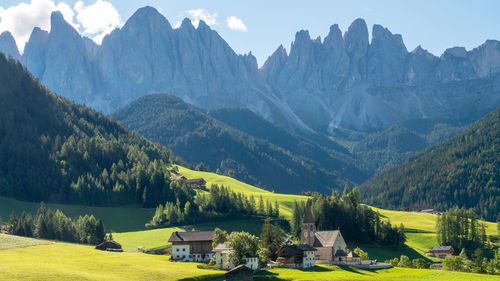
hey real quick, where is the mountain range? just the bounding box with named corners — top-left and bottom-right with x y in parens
top-left (2, 6), bottom-right (500, 135)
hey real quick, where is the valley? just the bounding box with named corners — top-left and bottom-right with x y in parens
top-left (0, 2), bottom-right (498, 280)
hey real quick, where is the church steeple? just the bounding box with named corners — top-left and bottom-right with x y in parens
top-left (302, 201), bottom-right (315, 246)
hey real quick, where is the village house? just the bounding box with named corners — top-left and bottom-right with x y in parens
top-left (212, 243), bottom-right (259, 270)
top-left (224, 265), bottom-right (253, 281)
top-left (183, 178), bottom-right (207, 188)
top-left (168, 231), bottom-right (215, 262)
top-left (95, 240), bottom-right (123, 252)
top-left (302, 203), bottom-right (349, 263)
top-left (426, 246), bottom-right (455, 258)
top-left (276, 244), bottom-right (317, 268)
top-left (0, 222), bottom-right (7, 232)
top-left (170, 175), bottom-right (207, 189)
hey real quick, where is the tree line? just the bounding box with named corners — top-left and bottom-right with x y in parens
top-left (291, 185), bottom-right (406, 247)
top-left (8, 203), bottom-right (105, 245)
top-left (436, 207), bottom-right (487, 255)
top-left (146, 184), bottom-right (280, 228)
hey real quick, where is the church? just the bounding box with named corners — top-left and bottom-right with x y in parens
top-left (302, 202), bottom-right (349, 262)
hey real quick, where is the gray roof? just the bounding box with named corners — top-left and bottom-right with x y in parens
top-left (212, 243), bottom-right (232, 253)
top-left (225, 265), bottom-right (253, 275)
top-left (277, 244), bottom-right (316, 256)
top-left (168, 231), bottom-right (214, 242)
top-left (432, 246), bottom-right (453, 251)
top-left (313, 230), bottom-right (341, 247)
top-left (335, 249), bottom-right (347, 257)
top-left (184, 178), bottom-right (206, 184)
top-left (347, 251), bottom-right (359, 258)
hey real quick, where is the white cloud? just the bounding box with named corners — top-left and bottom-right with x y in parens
top-left (74, 0), bottom-right (121, 44)
top-left (0, 0), bottom-right (79, 52)
top-left (0, 0), bottom-right (121, 52)
top-left (185, 9), bottom-right (217, 28)
top-left (226, 16), bottom-right (247, 32)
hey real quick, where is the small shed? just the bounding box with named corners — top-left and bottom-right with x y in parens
top-left (0, 222), bottom-right (8, 232)
top-left (224, 265), bottom-right (253, 281)
top-left (347, 251), bottom-right (360, 262)
top-left (95, 240), bottom-right (122, 251)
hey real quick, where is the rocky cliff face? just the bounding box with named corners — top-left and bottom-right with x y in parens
top-left (263, 18), bottom-right (500, 131)
top-left (2, 7), bottom-right (500, 133)
top-left (0, 31), bottom-right (21, 60)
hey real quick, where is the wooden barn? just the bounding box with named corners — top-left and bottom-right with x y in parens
top-left (224, 265), bottom-right (253, 281)
top-left (95, 240), bottom-right (122, 251)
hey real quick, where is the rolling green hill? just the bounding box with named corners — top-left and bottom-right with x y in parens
top-left (112, 94), bottom-right (368, 194)
top-left (361, 107), bottom-right (500, 221)
top-left (0, 53), bottom-right (194, 208)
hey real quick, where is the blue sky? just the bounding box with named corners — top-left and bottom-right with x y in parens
top-left (1, 0), bottom-right (500, 66)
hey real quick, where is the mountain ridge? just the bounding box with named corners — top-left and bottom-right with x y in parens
top-left (1, 7), bottom-right (499, 135)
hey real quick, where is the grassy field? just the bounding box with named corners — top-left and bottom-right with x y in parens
top-left (1, 236), bottom-right (499, 281)
top-left (0, 241), bottom-right (224, 281)
top-left (254, 264), bottom-right (500, 281)
top-left (114, 217), bottom-right (283, 250)
top-left (0, 196), bottom-right (153, 232)
top-left (0, 233), bottom-right (52, 250)
top-left (175, 165), bottom-right (308, 218)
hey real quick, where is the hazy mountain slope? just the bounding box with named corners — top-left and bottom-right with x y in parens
top-left (360, 107), bottom-right (500, 220)
top-left (1, 6), bottom-right (497, 136)
top-left (0, 53), bottom-right (189, 208)
top-left (112, 94), bottom-right (368, 193)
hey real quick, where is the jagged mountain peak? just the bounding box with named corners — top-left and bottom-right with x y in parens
top-left (0, 31), bottom-right (21, 60)
top-left (123, 5), bottom-right (172, 32)
top-left (49, 11), bottom-right (78, 36)
top-left (323, 24), bottom-right (343, 48)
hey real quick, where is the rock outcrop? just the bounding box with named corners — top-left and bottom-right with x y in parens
top-left (5, 7), bottom-right (500, 133)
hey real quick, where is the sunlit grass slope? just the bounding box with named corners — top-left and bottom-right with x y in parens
top-left (0, 241), bottom-right (224, 281)
top-left (175, 165), bottom-right (308, 218)
top-left (255, 264), bottom-right (500, 281)
top-left (0, 233), bottom-right (52, 250)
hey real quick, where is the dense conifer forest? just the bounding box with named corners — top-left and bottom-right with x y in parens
top-left (0, 53), bottom-right (190, 207)
top-left (361, 107), bottom-right (500, 221)
top-left (112, 94), bottom-right (368, 194)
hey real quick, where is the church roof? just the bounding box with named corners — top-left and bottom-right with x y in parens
top-left (313, 230), bottom-right (341, 247)
top-left (303, 202), bottom-right (314, 223)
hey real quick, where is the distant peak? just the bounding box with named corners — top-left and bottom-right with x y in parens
top-left (295, 30), bottom-right (311, 42)
top-left (125, 6), bottom-right (172, 30)
top-left (197, 19), bottom-right (209, 29)
top-left (181, 17), bottom-right (193, 28)
top-left (324, 24), bottom-right (343, 47)
top-left (50, 10), bottom-right (77, 34)
top-left (344, 18), bottom-right (368, 41)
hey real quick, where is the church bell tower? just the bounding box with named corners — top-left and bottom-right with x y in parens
top-left (302, 201), bottom-right (315, 246)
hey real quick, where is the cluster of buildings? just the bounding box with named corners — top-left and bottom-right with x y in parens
top-left (167, 203), bottom-right (365, 271)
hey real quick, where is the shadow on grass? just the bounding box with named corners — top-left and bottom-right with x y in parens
top-left (337, 265), bottom-right (367, 275)
top-left (254, 270), bottom-right (284, 281)
top-left (358, 243), bottom-right (433, 262)
top-left (178, 273), bottom-right (225, 281)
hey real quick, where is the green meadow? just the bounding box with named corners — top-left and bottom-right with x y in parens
top-left (0, 196), bottom-right (153, 232)
top-left (1, 165), bottom-right (499, 280)
top-left (0, 237), bottom-right (498, 281)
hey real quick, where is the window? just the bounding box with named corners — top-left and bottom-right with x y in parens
top-left (182, 248), bottom-right (185, 252)
top-left (176, 248), bottom-right (179, 252)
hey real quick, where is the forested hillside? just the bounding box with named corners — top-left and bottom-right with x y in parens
top-left (361, 107), bottom-right (500, 220)
top-left (0, 53), bottom-right (190, 208)
top-left (112, 94), bottom-right (368, 194)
